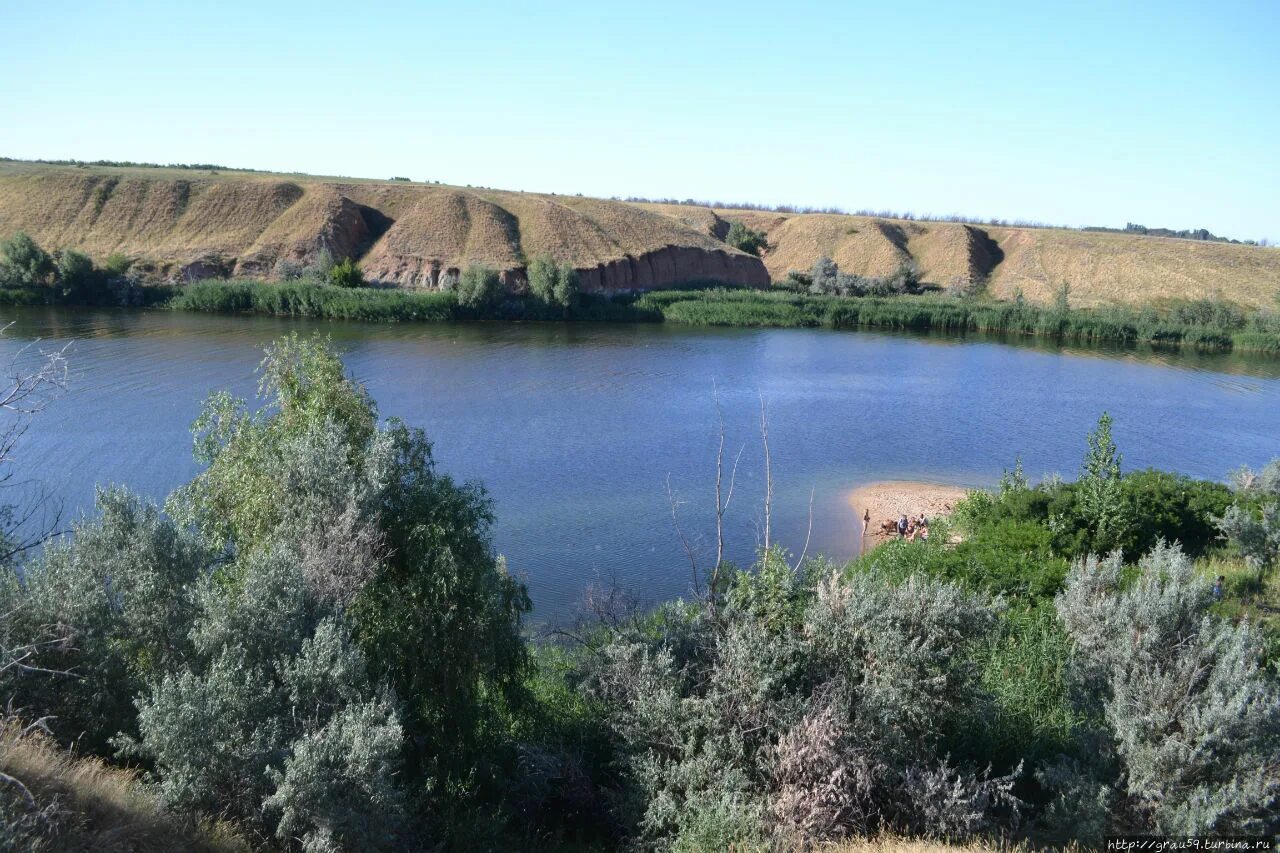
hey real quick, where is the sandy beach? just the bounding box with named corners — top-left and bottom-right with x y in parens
top-left (847, 481), bottom-right (972, 554)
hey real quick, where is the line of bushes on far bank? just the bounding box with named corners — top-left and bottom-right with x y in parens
top-left (3, 229), bottom-right (1280, 354)
top-left (164, 277), bottom-right (1280, 354)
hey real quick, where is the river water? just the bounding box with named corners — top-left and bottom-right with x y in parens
top-left (6, 306), bottom-right (1278, 621)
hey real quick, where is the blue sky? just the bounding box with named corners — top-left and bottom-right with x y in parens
top-left (3, 1), bottom-right (1278, 240)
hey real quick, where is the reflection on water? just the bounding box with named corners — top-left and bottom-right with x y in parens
top-left (7, 306), bottom-right (1280, 622)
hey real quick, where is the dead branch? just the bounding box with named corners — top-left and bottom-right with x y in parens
top-left (666, 473), bottom-right (700, 596)
top-left (759, 394), bottom-right (773, 554)
top-left (794, 487), bottom-right (814, 572)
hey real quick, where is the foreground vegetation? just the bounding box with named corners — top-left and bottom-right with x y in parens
top-left (0, 333), bottom-right (1276, 850)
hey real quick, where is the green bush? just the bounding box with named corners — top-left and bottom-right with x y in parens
top-left (725, 221), bottom-right (767, 256)
top-left (1049, 543), bottom-right (1280, 837)
top-left (327, 257), bottom-right (364, 288)
top-left (0, 231), bottom-right (53, 288)
top-left (54, 249), bottom-right (102, 302)
top-left (103, 251), bottom-right (133, 277)
top-left (457, 264), bottom-right (503, 310)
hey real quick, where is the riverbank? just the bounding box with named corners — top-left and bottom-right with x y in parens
top-left (5, 277), bottom-right (1280, 355)
top-left (847, 481), bottom-right (972, 553)
top-left (160, 280), bottom-right (1280, 355)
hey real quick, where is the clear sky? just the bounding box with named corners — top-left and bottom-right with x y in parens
top-left (3, 1), bottom-right (1277, 240)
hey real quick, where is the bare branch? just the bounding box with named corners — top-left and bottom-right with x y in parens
top-left (666, 473), bottom-right (700, 595)
top-left (759, 394), bottom-right (773, 554)
top-left (794, 487), bottom-right (815, 572)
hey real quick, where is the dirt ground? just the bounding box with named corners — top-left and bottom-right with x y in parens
top-left (847, 480), bottom-right (971, 554)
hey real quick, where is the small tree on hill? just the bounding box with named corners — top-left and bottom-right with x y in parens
top-left (725, 221), bottom-right (767, 256)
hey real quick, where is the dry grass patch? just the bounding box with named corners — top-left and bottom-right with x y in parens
top-left (0, 723), bottom-right (246, 852)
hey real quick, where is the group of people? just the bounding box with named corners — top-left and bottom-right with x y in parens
top-left (860, 509), bottom-right (931, 543)
top-left (896, 512), bottom-right (930, 541)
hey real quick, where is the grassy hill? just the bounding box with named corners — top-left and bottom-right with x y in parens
top-left (640, 203), bottom-right (1280, 309)
top-left (0, 161), bottom-right (767, 292)
top-left (1, 160), bottom-right (1277, 308)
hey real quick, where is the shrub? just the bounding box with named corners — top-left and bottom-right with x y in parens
top-left (1049, 543), bottom-right (1280, 836)
top-left (0, 232), bottom-right (53, 288)
top-left (526, 256), bottom-right (580, 312)
top-left (552, 262), bottom-right (580, 309)
top-left (527, 256), bottom-right (557, 304)
top-left (327, 257), bottom-right (364, 288)
top-left (309, 247), bottom-right (335, 281)
top-left (725, 221), bottom-right (767, 256)
top-left (53, 249), bottom-right (100, 302)
top-left (1116, 469), bottom-right (1231, 558)
top-left (271, 257), bottom-right (306, 281)
top-left (457, 264), bottom-right (503, 310)
top-left (0, 488), bottom-right (207, 753)
top-left (1217, 459), bottom-right (1280, 583)
top-left (102, 251), bottom-right (133, 277)
top-left (168, 333), bottom-right (531, 787)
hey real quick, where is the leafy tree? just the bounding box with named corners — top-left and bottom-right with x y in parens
top-left (168, 333), bottom-right (530, 788)
top-left (526, 257), bottom-right (579, 311)
top-left (54, 248), bottom-right (99, 301)
top-left (1076, 412), bottom-right (1130, 553)
top-left (0, 232), bottom-right (53, 288)
top-left (725, 221), bottom-right (767, 256)
top-left (809, 256), bottom-right (838, 293)
top-left (552, 262), bottom-right (580, 309)
top-left (457, 264), bottom-right (503, 310)
top-left (527, 256), bottom-right (557, 304)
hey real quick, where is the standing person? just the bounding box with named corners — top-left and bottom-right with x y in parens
top-left (1213, 575), bottom-right (1225, 601)
top-left (861, 508), bottom-right (871, 555)
top-left (897, 514), bottom-right (908, 539)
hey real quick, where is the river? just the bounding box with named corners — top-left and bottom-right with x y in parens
top-left (7, 306), bottom-right (1279, 622)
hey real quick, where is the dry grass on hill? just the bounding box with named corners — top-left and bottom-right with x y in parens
top-left (672, 202), bottom-right (1280, 308)
top-left (0, 162), bottom-right (761, 287)
top-left (0, 723), bottom-right (246, 852)
top-left (984, 225), bottom-right (1280, 308)
top-left (1, 161), bottom-right (1277, 307)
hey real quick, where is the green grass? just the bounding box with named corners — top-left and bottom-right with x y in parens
top-left (170, 279), bottom-right (456, 321)
top-left (160, 280), bottom-right (1280, 354)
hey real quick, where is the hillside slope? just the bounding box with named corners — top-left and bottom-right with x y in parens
top-left (1, 162), bottom-right (1277, 307)
top-left (0, 163), bottom-right (768, 291)
top-left (640, 204), bottom-right (1280, 309)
